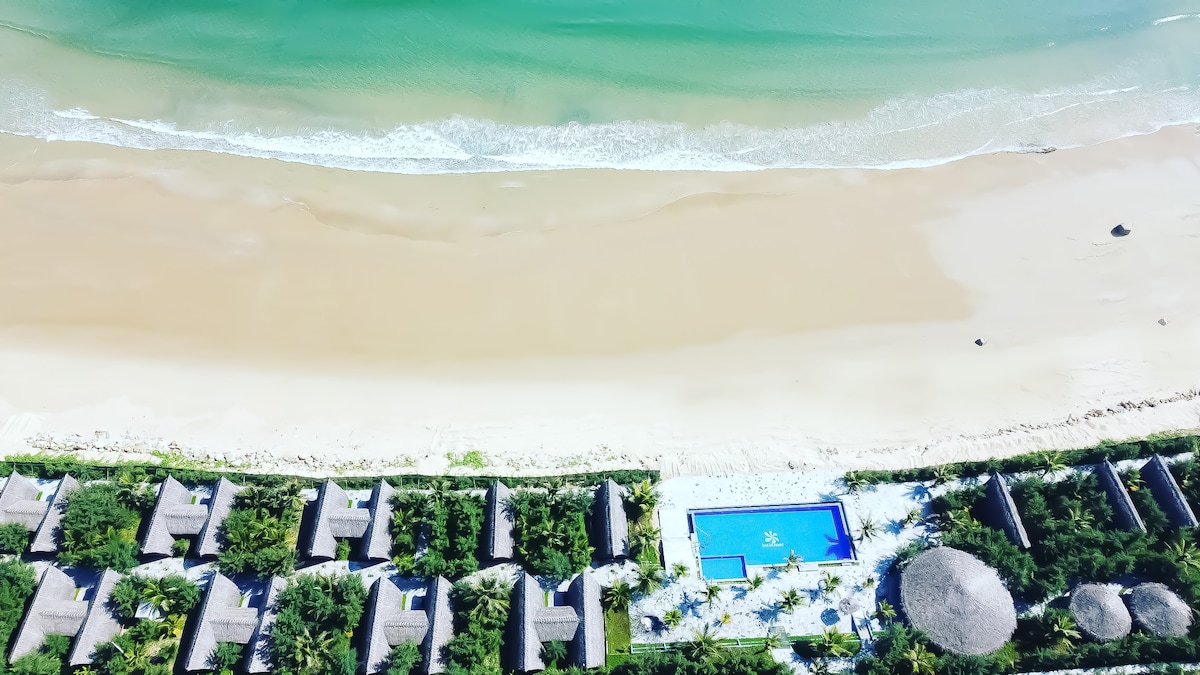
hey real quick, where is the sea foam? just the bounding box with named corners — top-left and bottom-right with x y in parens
top-left (2, 78), bottom-right (1198, 174)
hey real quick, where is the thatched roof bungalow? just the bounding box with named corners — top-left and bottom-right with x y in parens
top-left (9, 566), bottom-right (121, 666)
top-left (0, 472), bottom-right (50, 531)
top-left (1095, 461), bottom-right (1145, 532)
top-left (899, 547), bottom-right (1016, 656)
top-left (183, 573), bottom-right (285, 673)
top-left (362, 576), bottom-right (453, 674)
top-left (1069, 583), bottom-right (1131, 641)
top-left (506, 573), bottom-right (606, 672)
top-left (982, 472), bottom-right (1031, 549)
top-left (485, 481), bottom-right (515, 563)
top-left (29, 475), bottom-right (79, 554)
top-left (304, 480), bottom-right (394, 561)
top-left (142, 476), bottom-right (210, 557)
top-left (1141, 455), bottom-right (1198, 527)
top-left (1130, 582), bottom-right (1192, 637)
top-left (592, 479), bottom-right (629, 561)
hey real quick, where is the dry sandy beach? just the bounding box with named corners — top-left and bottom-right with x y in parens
top-left (1, 127), bottom-right (1199, 476)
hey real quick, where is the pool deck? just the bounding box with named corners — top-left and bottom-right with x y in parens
top-left (634, 469), bottom-right (936, 665)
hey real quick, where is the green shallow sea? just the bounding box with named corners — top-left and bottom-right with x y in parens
top-left (1, 0), bottom-right (1199, 172)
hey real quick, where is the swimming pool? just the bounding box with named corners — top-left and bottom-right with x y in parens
top-left (690, 503), bottom-right (854, 580)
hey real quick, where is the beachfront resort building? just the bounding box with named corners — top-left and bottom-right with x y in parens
top-left (142, 475), bottom-right (242, 558)
top-left (362, 576), bottom-right (454, 674)
top-left (182, 573), bottom-right (285, 673)
top-left (508, 572), bottom-right (606, 672)
top-left (10, 566), bottom-right (122, 666)
top-left (0, 472), bottom-right (79, 554)
top-left (304, 479), bottom-right (395, 562)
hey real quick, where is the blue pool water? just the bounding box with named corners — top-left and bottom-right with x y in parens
top-left (691, 503), bottom-right (854, 580)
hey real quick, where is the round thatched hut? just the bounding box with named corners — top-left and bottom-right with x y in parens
top-left (900, 547), bottom-right (1016, 655)
top-left (1069, 584), bottom-right (1131, 641)
top-left (1130, 583), bottom-right (1192, 636)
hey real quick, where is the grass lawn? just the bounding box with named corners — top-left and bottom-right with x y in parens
top-left (604, 607), bottom-right (632, 655)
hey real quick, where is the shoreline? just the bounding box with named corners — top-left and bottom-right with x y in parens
top-left (2, 126), bottom-right (1200, 477)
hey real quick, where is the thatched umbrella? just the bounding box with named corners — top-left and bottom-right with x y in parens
top-left (1130, 583), bottom-right (1192, 636)
top-left (899, 547), bottom-right (1016, 655)
top-left (1069, 584), bottom-right (1131, 641)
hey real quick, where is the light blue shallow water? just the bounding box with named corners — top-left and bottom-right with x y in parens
top-left (693, 504), bottom-right (854, 580)
top-left (1, 0), bottom-right (1199, 172)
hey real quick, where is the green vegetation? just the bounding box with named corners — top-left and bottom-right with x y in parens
top-left (444, 577), bottom-right (511, 675)
top-left (0, 453), bottom-right (656, 492)
top-left (626, 480), bottom-right (660, 568)
top-left (0, 561), bottom-right (37, 668)
top-left (846, 435), bottom-right (1199, 485)
top-left (270, 574), bottom-right (368, 675)
top-left (217, 484), bottom-right (304, 578)
top-left (58, 481), bottom-right (151, 572)
top-left (10, 634), bottom-right (71, 675)
top-left (596, 647), bottom-right (791, 675)
top-left (793, 628), bottom-right (861, 659)
top-left (109, 574), bottom-right (200, 623)
top-left (604, 607), bottom-right (632, 655)
top-left (0, 523), bottom-right (29, 554)
top-left (509, 487), bottom-right (593, 581)
top-left (211, 642), bottom-right (245, 675)
top-left (383, 642), bottom-right (422, 675)
top-left (447, 451), bottom-right (487, 471)
top-left (924, 460), bottom-right (1200, 671)
top-left (390, 485), bottom-right (485, 579)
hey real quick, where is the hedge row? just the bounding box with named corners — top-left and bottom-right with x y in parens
top-left (0, 454), bottom-right (658, 490)
top-left (846, 434), bottom-right (1200, 485)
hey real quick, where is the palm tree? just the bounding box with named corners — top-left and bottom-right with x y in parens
top-left (1039, 450), bottom-right (1068, 477)
top-left (704, 583), bottom-right (722, 607)
top-left (902, 508), bottom-right (924, 527)
top-left (719, 611), bottom-right (732, 625)
top-left (662, 608), bottom-right (684, 629)
top-left (778, 588), bottom-right (804, 613)
top-left (842, 472), bottom-right (868, 493)
top-left (758, 634), bottom-right (783, 653)
top-left (603, 580), bottom-right (632, 611)
top-left (635, 564), bottom-right (664, 596)
top-left (809, 661), bottom-right (832, 675)
top-left (672, 563), bottom-right (690, 579)
top-left (903, 644), bottom-right (937, 675)
top-left (876, 599), bottom-right (897, 623)
top-left (747, 574), bottom-right (765, 591)
top-left (857, 516), bottom-right (880, 542)
top-left (1049, 614), bottom-right (1081, 650)
top-left (1125, 470), bottom-right (1145, 493)
top-left (784, 551), bottom-right (802, 572)
top-left (630, 526), bottom-right (661, 557)
top-left (819, 627), bottom-right (856, 657)
top-left (820, 571), bottom-right (842, 597)
top-left (1064, 506), bottom-right (1094, 530)
top-left (1169, 538), bottom-right (1200, 573)
top-left (862, 575), bottom-right (877, 590)
top-left (628, 480), bottom-right (659, 521)
top-left (682, 625), bottom-right (724, 662)
top-left (458, 577), bottom-right (512, 624)
top-left (930, 465), bottom-right (957, 486)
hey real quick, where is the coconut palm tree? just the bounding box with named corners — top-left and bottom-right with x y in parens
top-left (635, 564), bottom-right (664, 596)
top-left (662, 608), bottom-right (683, 629)
top-left (1169, 537), bottom-right (1200, 573)
top-left (628, 480), bottom-right (659, 521)
top-left (818, 627), bottom-right (856, 657)
top-left (747, 574), bottom-right (765, 591)
top-left (857, 516), bottom-right (880, 542)
top-left (1064, 506), bottom-right (1094, 530)
top-left (630, 526), bottom-right (661, 558)
top-left (682, 625), bottom-right (724, 662)
top-left (842, 472), bottom-right (868, 493)
top-left (930, 465), bottom-right (957, 486)
top-left (784, 551), bottom-right (802, 572)
top-left (1049, 613), bottom-right (1081, 651)
top-left (719, 611), bottom-right (732, 625)
top-left (861, 575), bottom-right (876, 590)
top-left (1124, 470), bottom-right (1145, 493)
top-left (704, 583), bottom-right (722, 607)
top-left (778, 588), bottom-right (804, 613)
top-left (820, 571), bottom-right (842, 597)
top-left (603, 580), bottom-right (632, 611)
top-left (458, 577), bottom-right (512, 624)
top-left (876, 599), bottom-right (897, 624)
top-left (902, 508), bottom-right (923, 527)
top-left (672, 563), bottom-right (690, 579)
top-left (809, 661), bottom-right (832, 675)
top-left (903, 644), bottom-right (937, 675)
top-left (1039, 451), bottom-right (1068, 477)
top-left (758, 634), bottom-right (783, 653)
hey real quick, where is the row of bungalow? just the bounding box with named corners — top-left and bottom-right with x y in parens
top-left (979, 455), bottom-right (1198, 549)
top-left (8, 566), bottom-right (606, 674)
top-left (0, 473), bottom-right (629, 674)
top-left (0, 473), bottom-right (632, 566)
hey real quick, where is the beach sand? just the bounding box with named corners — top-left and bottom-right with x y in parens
top-left (1, 127), bottom-right (1200, 476)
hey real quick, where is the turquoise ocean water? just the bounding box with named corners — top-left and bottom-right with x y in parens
top-left (1, 0), bottom-right (1199, 172)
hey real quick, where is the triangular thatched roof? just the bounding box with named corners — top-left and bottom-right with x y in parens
top-left (0, 471), bottom-right (51, 531)
top-left (1130, 582), bottom-right (1192, 637)
top-left (1069, 583), bottom-right (1131, 641)
top-left (899, 547), bottom-right (1016, 655)
top-left (30, 475), bottom-right (79, 554)
top-left (485, 481), bottom-right (515, 562)
top-left (1095, 461), bottom-right (1145, 532)
top-left (982, 472), bottom-right (1031, 549)
top-left (1141, 455), bottom-right (1198, 527)
top-left (592, 479), bottom-right (629, 561)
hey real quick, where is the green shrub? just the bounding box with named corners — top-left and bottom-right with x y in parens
top-left (0, 560), bottom-right (36, 665)
top-left (508, 488), bottom-right (593, 580)
top-left (269, 574), bottom-right (367, 675)
top-left (384, 642), bottom-right (422, 675)
top-left (443, 578), bottom-right (511, 675)
top-left (0, 523), bottom-right (30, 554)
top-left (109, 574), bottom-right (200, 623)
top-left (171, 538), bottom-right (192, 558)
top-left (57, 482), bottom-right (143, 572)
top-left (390, 486), bottom-right (484, 579)
top-left (211, 642), bottom-right (244, 674)
top-left (217, 484), bottom-right (303, 578)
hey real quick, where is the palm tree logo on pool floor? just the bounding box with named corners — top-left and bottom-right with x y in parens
top-left (763, 530), bottom-right (781, 546)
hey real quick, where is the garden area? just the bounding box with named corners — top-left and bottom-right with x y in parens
top-left (911, 461), bottom-right (1200, 672)
top-left (57, 479), bottom-right (157, 572)
top-left (217, 483), bottom-right (305, 578)
top-left (270, 573), bottom-right (368, 675)
top-left (509, 485), bottom-right (595, 581)
top-left (390, 484), bottom-right (485, 579)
